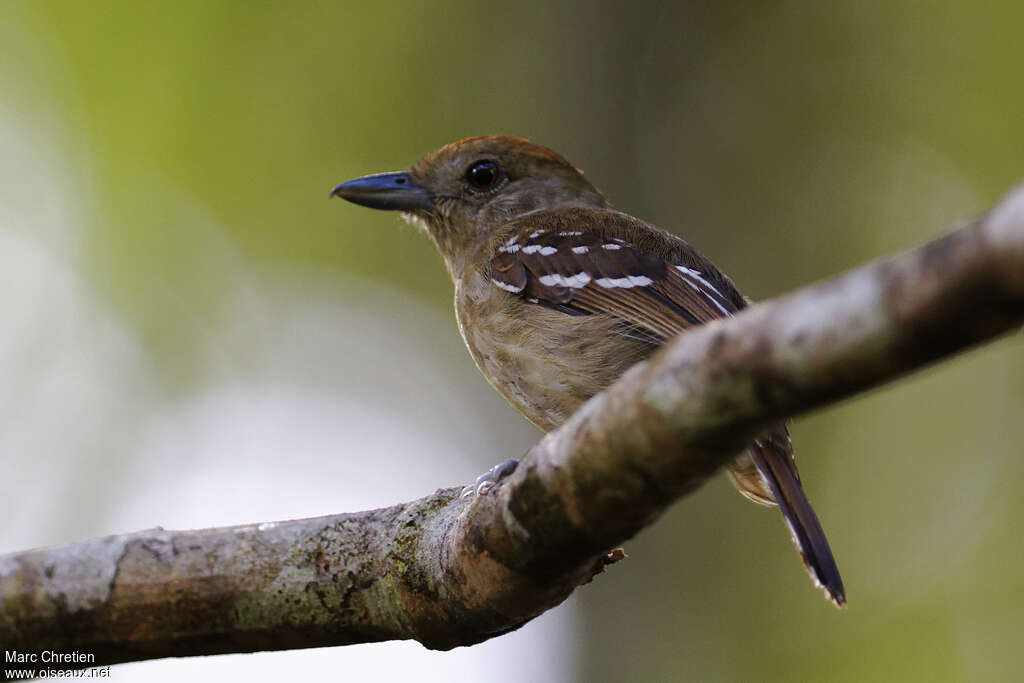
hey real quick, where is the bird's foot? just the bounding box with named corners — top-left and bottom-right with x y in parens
top-left (460, 458), bottom-right (519, 497)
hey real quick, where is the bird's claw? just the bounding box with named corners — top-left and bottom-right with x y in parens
top-left (461, 458), bottom-right (519, 497)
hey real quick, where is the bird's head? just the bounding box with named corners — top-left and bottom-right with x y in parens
top-left (331, 136), bottom-right (608, 272)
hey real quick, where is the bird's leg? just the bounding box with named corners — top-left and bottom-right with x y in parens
top-left (460, 458), bottom-right (519, 497)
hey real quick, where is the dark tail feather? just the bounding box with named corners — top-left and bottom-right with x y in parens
top-left (749, 438), bottom-right (846, 607)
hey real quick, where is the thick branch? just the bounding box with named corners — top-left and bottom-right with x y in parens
top-left (3, 184), bottom-right (1024, 669)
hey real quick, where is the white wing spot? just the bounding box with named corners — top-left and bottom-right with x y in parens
top-left (522, 244), bottom-right (542, 254)
top-left (498, 244), bottom-right (521, 254)
top-left (675, 266), bottom-right (731, 314)
top-left (529, 230), bottom-right (546, 238)
top-left (595, 275), bottom-right (654, 289)
top-left (492, 278), bottom-right (524, 293)
top-left (538, 273), bottom-right (591, 288)
top-left (558, 231), bottom-right (583, 236)
top-left (539, 246), bottom-right (557, 255)
top-left (676, 265), bottom-right (715, 290)
top-left (602, 243), bottom-right (622, 250)
top-left (571, 245), bottom-right (589, 254)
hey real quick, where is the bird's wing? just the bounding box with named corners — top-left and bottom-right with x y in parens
top-left (487, 210), bottom-right (846, 607)
top-left (487, 216), bottom-right (743, 343)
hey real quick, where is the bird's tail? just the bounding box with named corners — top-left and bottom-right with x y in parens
top-left (744, 432), bottom-right (846, 607)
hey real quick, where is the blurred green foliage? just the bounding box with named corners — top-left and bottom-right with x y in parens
top-left (3, 1), bottom-right (1023, 680)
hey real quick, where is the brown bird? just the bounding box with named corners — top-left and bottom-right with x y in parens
top-left (331, 135), bottom-right (845, 606)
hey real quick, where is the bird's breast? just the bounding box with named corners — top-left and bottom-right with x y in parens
top-left (454, 269), bottom-right (651, 432)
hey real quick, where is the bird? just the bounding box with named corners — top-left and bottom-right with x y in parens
top-left (331, 135), bottom-right (845, 606)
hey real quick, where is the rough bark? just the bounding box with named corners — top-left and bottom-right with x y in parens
top-left (3, 184), bottom-right (1024, 671)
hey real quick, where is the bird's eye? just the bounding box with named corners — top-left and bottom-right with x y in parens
top-left (465, 159), bottom-right (502, 190)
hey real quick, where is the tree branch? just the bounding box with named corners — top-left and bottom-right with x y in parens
top-left (3, 184), bottom-right (1024, 670)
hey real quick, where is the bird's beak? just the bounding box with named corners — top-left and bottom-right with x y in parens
top-left (329, 171), bottom-right (434, 212)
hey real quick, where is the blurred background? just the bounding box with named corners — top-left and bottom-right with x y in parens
top-left (2, 1), bottom-right (1023, 681)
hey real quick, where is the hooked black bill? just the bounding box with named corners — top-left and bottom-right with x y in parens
top-left (330, 171), bottom-right (434, 212)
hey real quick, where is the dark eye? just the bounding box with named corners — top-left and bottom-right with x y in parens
top-left (465, 159), bottom-right (502, 190)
